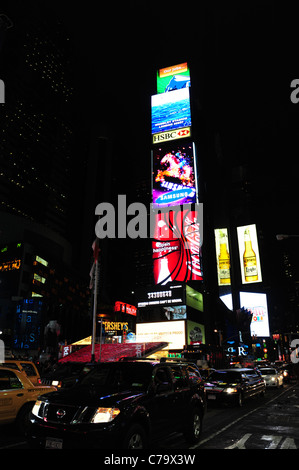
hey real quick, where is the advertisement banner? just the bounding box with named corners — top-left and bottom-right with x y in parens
top-left (157, 62), bottom-right (190, 94)
top-left (137, 283), bottom-right (185, 308)
top-left (152, 206), bottom-right (203, 284)
top-left (237, 224), bottom-right (262, 284)
top-left (152, 127), bottom-right (191, 145)
top-left (214, 228), bottom-right (231, 286)
top-left (239, 292), bottom-right (270, 337)
top-left (186, 285), bottom-right (203, 312)
top-left (152, 141), bottom-right (198, 208)
top-left (151, 87), bottom-right (191, 136)
top-left (187, 320), bottom-right (205, 345)
top-left (136, 321), bottom-right (185, 350)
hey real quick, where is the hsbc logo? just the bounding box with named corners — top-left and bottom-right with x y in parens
top-left (177, 129), bottom-right (190, 137)
top-left (153, 127), bottom-right (191, 144)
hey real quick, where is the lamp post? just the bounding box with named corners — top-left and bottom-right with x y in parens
top-left (276, 234), bottom-right (299, 241)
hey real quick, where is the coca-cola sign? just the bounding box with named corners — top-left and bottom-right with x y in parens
top-left (152, 205), bottom-right (203, 284)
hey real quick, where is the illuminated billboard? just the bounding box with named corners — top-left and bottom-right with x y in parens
top-left (152, 206), bottom-right (203, 284)
top-left (157, 62), bottom-right (190, 94)
top-left (239, 292), bottom-right (270, 337)
top-left (187, 320), bottom-right (205, 345)
top-left (214, 228), bottom-right (231, 286)
top-left (151, 87), bottom-right (191, 136)
top-left (237, 224), bottom-right (262, 284)
top-left (152, 141), bottom-right (198, 208)
top-left (136, 320), bottom-right (185, 350)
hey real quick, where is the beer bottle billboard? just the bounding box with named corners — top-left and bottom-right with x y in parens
top-left (237, 224), bottom-right (262, 284)
top-left (214, 228), bottom-right (231, 286)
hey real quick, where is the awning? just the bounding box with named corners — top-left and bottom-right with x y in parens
top-left (59, 342), bottom-right (168, 363)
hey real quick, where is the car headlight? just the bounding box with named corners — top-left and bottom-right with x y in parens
top-left (224, 387), bottom-right (238, 394)
top-left (32, 400), bottom-right (42, 418)
top-left (90, 407), bottom-right (120, 424)
top-left (271, 377), bottom-right (276, 381)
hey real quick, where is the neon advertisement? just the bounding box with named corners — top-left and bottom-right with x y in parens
top-left (152, 141), bottom-right (197, 208)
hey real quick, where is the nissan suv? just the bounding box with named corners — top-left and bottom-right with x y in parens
top-left (28, 360), bottom-right (206, 449)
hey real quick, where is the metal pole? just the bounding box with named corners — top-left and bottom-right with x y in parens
top-left (91, 260), bottom-right (98, 362)
top-left (99, 319), bottom-right (103, 362)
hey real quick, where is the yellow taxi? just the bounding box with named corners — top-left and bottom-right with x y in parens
top-left (0, 367), bottom-right (56, 434)
top-left (0, 360), bottom-right (41, 386)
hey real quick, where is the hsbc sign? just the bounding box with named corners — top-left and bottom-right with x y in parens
top-left (153, 127), bottom-right (191, 144)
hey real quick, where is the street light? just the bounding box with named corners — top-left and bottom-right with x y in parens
top-left (276, 234), bottom-right (299, 241)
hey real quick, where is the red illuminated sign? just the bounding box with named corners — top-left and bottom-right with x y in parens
top-left (114, 301), bottom-right (137, 316)
top-left (152, 207), bottom-right (203, 284)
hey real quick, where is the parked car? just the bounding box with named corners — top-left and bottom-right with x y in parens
top-left (0, 368), bottom-right (56, 434)
top-left (0, 360), bottom-right (41, 386)
top-left (40, 362), bottom-right (96, 389)
top-left (28, 360), bottom-right (206, 449)
top-left (204, 368), bottom-right (266, 407)
top-left (259, 367), bottom-right (284, 388)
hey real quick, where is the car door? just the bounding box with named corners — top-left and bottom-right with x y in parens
top-left (0, 369), bottom-right (25, 424)
top-left (148, 366), bottom-right (176, 439)
top-left (246, 369), bottom-right (263, 396)
top-left (168, 365), bottom-right (190, 429)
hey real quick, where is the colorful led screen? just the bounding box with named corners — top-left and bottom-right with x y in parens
top-left (152, 141), bottom-right (198, 208)
top-left (239, 292), bottom-right (270, 337)
top-left (151, 87), bottom-right (191, 136)
top-left (152, 206), bottom-right (203, 285)
top-left (157, 62), bottom-right (190, 94)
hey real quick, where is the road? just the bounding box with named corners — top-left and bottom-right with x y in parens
top-left (0, 383), bottom-right (298, 450)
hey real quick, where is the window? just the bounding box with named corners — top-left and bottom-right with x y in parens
top-left (0, 370), bottom-right (23, 390)
top-left (21, 363), bottom-right (37, 377)
top-left (187, 365), bottom-right (202, 384)
top-left (170, 366), bottom-right (189, 389)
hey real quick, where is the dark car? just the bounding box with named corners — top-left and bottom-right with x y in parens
top-left (204, 368), bottom-right (266, 407)
top-left (41, 362), bottom-right (96, 389)
top-left (28, 360), bottom-right (206, 449)
top-left (279, 363), bottom-right (298, 383)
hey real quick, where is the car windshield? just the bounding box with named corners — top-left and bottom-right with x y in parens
top-left (260, 369), bottom-right (276, 375)
top-left (79, 362), bottom-right (152, 392)
top-left (209, 371), bottom-right (242, 383)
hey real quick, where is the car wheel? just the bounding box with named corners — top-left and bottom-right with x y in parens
top-left (184, 408), bottom-right (203, 444)
top-left (122, 423), bottom-right (148, 449)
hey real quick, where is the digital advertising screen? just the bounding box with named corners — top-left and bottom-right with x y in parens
top-left (237, 224), bottom-right (262, 284)
top-left (152, 206), bottom-right (203, 285)
top-left (151, 87), bottom-right (191, 136)
top-left (136, 321), bottom-right (186, 350)
top-left (157, 62), bottom-right (191, 94)
top-left (187, 320), bottom-right (205, 345)
top-left (152, 141), bottom-right (198, 208)
top-left (239, 292), bottom-right (270, 337)
top-left (214, 228), bottom-right (231, 286)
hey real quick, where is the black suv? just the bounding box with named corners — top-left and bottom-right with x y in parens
top-left (28, 360), bottom-right (206, 449)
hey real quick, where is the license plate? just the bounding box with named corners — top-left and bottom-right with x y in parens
top-left (208, 394), bottom-right (216, 400)
top-left (45, 437), bottom-right (63, 449)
